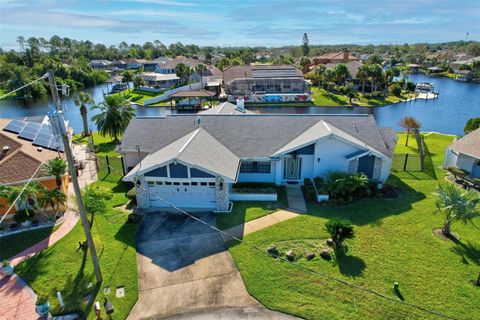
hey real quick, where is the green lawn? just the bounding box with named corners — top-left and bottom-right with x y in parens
top-left (311, 87), bottom-right (415, 107)
top-left (111, 89), bottom-right (160, 105)
top-left (73, 132), bottom-right (118, 156)
top-left (15, 139), bottom-right (138, 319)
top-left (216, 187), bottom-right (288, 230)
top-left (227, 133), bottom-right (480, 319)
top-left (0, 226), bottom-right (58, 261)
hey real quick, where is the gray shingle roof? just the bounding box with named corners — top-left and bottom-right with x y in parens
top-left (125, 128), bottom-right (240, 181)
top-left (119, 114), bottom-right (394, 160)
top-left (450, 128), bottom-right (480, 159)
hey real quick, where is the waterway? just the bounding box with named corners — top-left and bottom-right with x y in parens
top-left (0, 74), bottom-right (479, 136)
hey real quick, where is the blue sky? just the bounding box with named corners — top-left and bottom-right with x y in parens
top-left (0, 0), bottom-right (479, 49)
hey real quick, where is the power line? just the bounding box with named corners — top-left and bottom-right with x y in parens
top-left (73, 141), bottom-right (458, 320)
top-left (0, 74), bottom-right (48, 100)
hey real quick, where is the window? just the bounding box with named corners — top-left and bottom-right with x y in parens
top-left (208, 182), bottom-right (216, 187)
top-left (200, 182), bottom-right (207, 186)
top-left (240, 161), bottom-right (271, 173)
top-left (191, 182), bottom-right (198, 186)
top-left (182, 182), bottom-right (190, 185)
top-left (165, 182), bottom-right (172, 185)
top-left (156, 181), bottom-right (163, 185)
top-left (147, 181), bottom-right (155, 187)
top-left (173, 182), bottom-right (180, 185)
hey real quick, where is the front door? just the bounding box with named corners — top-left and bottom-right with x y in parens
top-left (284, 156), bottom-right (301, 181)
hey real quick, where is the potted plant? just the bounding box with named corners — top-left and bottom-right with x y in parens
top-left (1, 260), bottom-right (14, 276)
top-left (35, 294), bottom-right (50, 317)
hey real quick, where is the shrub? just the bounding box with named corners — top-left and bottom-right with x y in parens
top-left (405, 81), bottom-right (416, 91)
top-left (447, 166), bottom-right (469, 180)
top-left (326, 171), bottom-right (369, 202)
top-left (231, 183), bottom-right (277, 194)
top-left (2, 260), bottom-right (10, 267)
top-left (325, 218), bottom-right (355, 249)
top-left (389, 83), bottom-right (402, 97)
top-left (36, 294), bottom-right (49, 305)
top-left (13, 210), bottom-right (31, 224)
top-left (314, 177), bottom-right (328, 194)
top-left (126, 188), bottom-right (136, 201)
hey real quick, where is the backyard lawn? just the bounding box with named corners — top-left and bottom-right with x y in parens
top-left (216, 187), bottom-right (288, 230)
top-left (311, 87), bottom-right (415, 107)
top-left (111, 89), bottom-right (160, 105)
top-left (15, 137), bottom-right (138, 319)
top-left (227, 133), bottom-right (480, 319)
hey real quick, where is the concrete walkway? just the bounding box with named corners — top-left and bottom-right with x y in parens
top-left (285, 185), bottom-right (307, 213)
top-left (221, 210), bottom-right (299, 242)
top-left (0, 146), bottom-right (96, 320)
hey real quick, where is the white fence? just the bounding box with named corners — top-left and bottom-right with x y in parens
top-left (144, 82), bottom-right (203, 105)
top-left (229, 193), bottom-right (277, 201)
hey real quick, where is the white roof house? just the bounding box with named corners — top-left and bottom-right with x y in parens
top-left (118, 114), bottom-right (397, 211)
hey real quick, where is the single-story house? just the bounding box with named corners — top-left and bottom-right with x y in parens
top-left (223, 64), bottom-right (310, 103)
top-left (444, 128), bottom-right (480, 178)
top-left (0, 119), bottom-right (68, 222)
top-left (118, 114), bottom-right (397, 210)
top-left (157, 56), bottom-right (200, 74)
top-left (89, 60), bottom-right (112, 69)
top-left (127, 59), bottom-right (150, 70)
top-left (139, 73), bottom-right (180, 89)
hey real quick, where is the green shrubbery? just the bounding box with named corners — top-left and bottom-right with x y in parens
top-left (447, 166), bottom-right (469, 180)
top-left (231, 182), bottom-right (277, 194)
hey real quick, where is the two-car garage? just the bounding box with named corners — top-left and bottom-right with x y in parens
top-left (146, 180), bottom-right (217, 209)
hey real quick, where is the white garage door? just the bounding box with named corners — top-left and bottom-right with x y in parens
top-left (147, 181), bottom-right (217, 209)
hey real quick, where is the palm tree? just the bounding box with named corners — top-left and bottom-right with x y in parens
top-left (175, 63), bottom-right (190, 85)
top-left (43, 158), bottom-right (68, 189)
top-left (92, 95), bottom-right (135, 141)
top-left (6, 66), bottom-right (32, 98)
top-left (399, 116), bottom-right (421, 146)
top-left (122, 70), bottom-right (134, 92)
top-left (356, 65), bottom-right (369, 93)
top-left (8, 182), bottom-right (42, 218)
top-left (369, 64), bottom-right (384, 92)
top-left (195, 64), bottom-right (207, 88)
top-left (333, 64), bottom-right (351, 85)
top-left (74, 92), bottom-right (94, 136)
top-left (133, 76), bottom-right (145, 89)
top-left (434, 183), bottom-right (480, 237)
top-left (37, 187), bottom-right (66, 219)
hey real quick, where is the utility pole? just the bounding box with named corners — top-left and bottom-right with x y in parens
top-left (47, 69), bottom-right (103, 283)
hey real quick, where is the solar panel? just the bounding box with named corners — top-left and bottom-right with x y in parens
top-left (18, 122), bottom-right (42, 141)
top-left (32, 124), bottom-right (65, 152)
top-left (3, 120), bottom-right (26, 133)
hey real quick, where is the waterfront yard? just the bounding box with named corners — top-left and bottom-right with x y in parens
top-left (311, 87), bottom-right (414, 107)
top-left (111, 88), bottom-right (160, 105)
top-left (227, 133), bottom-right (480, 319)
top-left (14, 138), bottom-right (138, 319)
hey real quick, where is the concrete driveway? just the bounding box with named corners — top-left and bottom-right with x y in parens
top-left (127, 211), bottom-right (300, 320)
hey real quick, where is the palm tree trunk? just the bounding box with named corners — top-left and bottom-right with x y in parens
top-left (442, 220), bottom-right (452, 236)
top-left (81, 106), bottom-right (90, 136)
top-left (56, 177), bottom-right (62, 189)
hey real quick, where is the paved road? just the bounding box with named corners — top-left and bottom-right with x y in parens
top-left (128, 211), bottom-right (300, 320)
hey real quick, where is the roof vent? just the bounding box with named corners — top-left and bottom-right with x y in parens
top-left (195, 116), bottom-right (201, 125)
top-left (37, 147), bottom-right (43, 152)
top-left (2, 145), bottom-right (9, 152)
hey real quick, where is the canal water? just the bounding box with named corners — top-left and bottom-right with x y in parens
top-left (0, 74), bottom-right (479, 136)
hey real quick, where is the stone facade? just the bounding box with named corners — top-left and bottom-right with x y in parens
top-left (372, 157), bottom-right (382, 180)
top-left (348, 159), bottom-right (358, 174)
top-left (215, 177), bottom-right (229, 211)
top-left (135, 176), bottom-right (149, 209)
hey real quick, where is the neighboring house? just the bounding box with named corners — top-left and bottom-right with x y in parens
top-left (118, 114), bottom-right (397, 210)
top-left (143, 56), bottom-right (172, 72)
top-left (444, 128), bottom-right (480, 178)
top-left (0, 119), bottom-right (68, 221)
top-left (450, 56), bottom-right (480, 70)
top-left (139, 73), bottom-right (180, 90)
top-left (223, 64), bottom-right (310, 103)
top-left (311, 51), bottom-right (359, 65)
top-left (89, 59), bottom-right (112, 69)
top-left (324, 60), bottom-right (364, 82)
top-left (157, 56), bottom-right (200, 74)
top-left (126, 58), bottom-right (150, 70)
top-left (199, 101), bottom-right (256, 115)
top-left (111, 60), bottom-right (127, 70)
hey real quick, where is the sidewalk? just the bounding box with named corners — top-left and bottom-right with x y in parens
top-left (221, 210), bottom-right (299, 242)
top-left (0, 145), bottom-right (97, 320)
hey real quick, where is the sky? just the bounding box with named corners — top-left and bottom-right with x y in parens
top-left (0, 0), bottom-right (479, 49)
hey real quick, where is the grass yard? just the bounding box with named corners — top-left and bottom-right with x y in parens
top-left (0, 225), bottom-right (57, 261)
top-left (216, 187), bottom-right (288, 230)
top-left (311, 87), bottom-right (415, 107)
top-left (227, 132), bottom-right (480, 319)
top-left (73, 132), bottom-right (118, 156)
top-left (111, 89), bottom-right (160, 105)
top-left (15, 139), bottom-right (138, 319)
